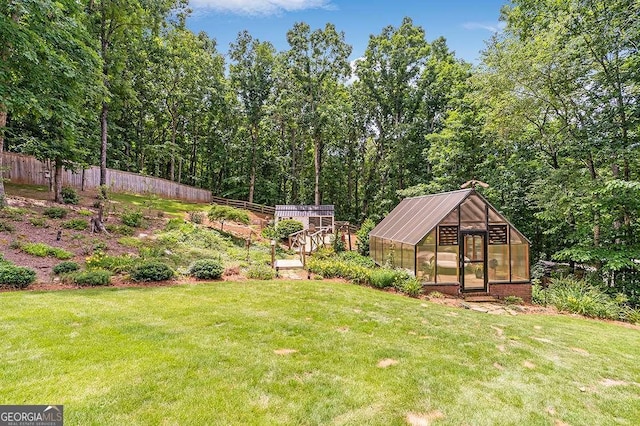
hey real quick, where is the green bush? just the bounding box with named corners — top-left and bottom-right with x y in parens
top-left (121, 210), bottom-right (144, 228)
top-left (53, 261), bottom-right (80, 275)
top-left (503, 295), bottom-right (524, 305)
top-left (29, 217), bottom-right (48, 227)
top-left (0, 221), bottom-right (15, 233)
top-left (78, 209), bottom-right (94, 216)
top-left (356, 218), bottom-right (376, 256)
top-left (208, 205), bottom-right (250, 229)
top-left (61, 187), bottom-right (80, 205)
top-left (275, 219), bottom-right (303, 239)
top-left (43, 207), bottom-right (68, 219)
top-left (0, 207), bottom-right (28, 220)
top-left (0, 265), bottom-right (37, 289)
top-left (338, 251), bottom-right (376, 267)
top-left (165, 218), bottom-right (185, 231)
top-left (188, 211), bottom-right (205, 224)
top-left (544, 277), bottom-right (625, 320)
top-left (398, 277), bottom-right (423, 298)
top-left (20, 242), bottom-right (72, 259)
top-left (246, 264), bottom-right (276, 280)
top-left (369, 268), bottom-right (399, 288)
top-left (105, 223), bottom-right (135, 236)
top-left (188, 258), bottom-right (224, 280)
top-left (306, 257), bottom-right (371, 285)
top-left (261, 225), bottom-right (278, 240)
top-left (130, 261), bottom-right (174, 282)
top-left (62, 219), bottom-right (89, 230)
top-left (71, 269), bottom-right (111, 286)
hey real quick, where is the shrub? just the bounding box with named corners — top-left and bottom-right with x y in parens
top-left (246, 263), bottom-right (276, 280)
top-left (369, 268), bottom-right (399, 289)
top-left (337, 251), bottom-right (376, 268)
top-left (121, 210), bottom-right (144, 228)
top-left (53, 261), bottom-right (80, 275)
top-left (43, 207), bottom-right (67, 219)
top-left (356, 218), bottom-right (376, 256)
top-left (165, 218), bottom-right (185, 231)
top-left (503, 295), bottom-right (524, 305)
top-left (188, 258), bottom-right (224, 280)
top-left (130, 261), bottom-right (174, 282)
top-left (261, 225), bottom-right (277, 240)
top-left (29, 217), bottom-right (48, 228)
top-left (0, 221), bottom-right (15, 233)
top-left (62, 219), bottom-right (89, 230)
top-left (546, 277), bottom-right (624, 320)
top-left (274, 219), bottom-right (303, 239)
top-left (208, 205), bottom-right (250, 230)
top-left (0, 265), bottom-right (37, 289)
top-left (21, 243), bottom-right (75, 260)
top-left (398, 277), bottom-right (423, 298)
top-left (85, 252), bottom-right (136, 273)
top-left (71, 269), bottom-right (111, 286)
top-left (105, 223), bottom-right (135, 236)
top-left (306, 257), bottom-right (371, 285)
top-left (61, 187), bottom-right (80, 205)
top-left (0, 207), bottom-right (28, 220)
top-left (188, 211), bottom-right (205, 224)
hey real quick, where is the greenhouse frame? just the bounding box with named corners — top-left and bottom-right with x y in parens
top-left (369, 189), bottom-right (531, 300)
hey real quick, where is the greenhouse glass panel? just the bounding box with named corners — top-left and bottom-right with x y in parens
top-left (437, 246), bottom-right (459, 283)
top-left (441, 207), bottom-right (458, 225)
top-left (401, 243), bottom-right (415, 273)
top-left (460, 194), bottom-right (486, 230)
top-left (417, 231), bottom-right (436, 282)
top-left (488, 245), bottom-right (510, 281)
top-left (488, 207), bottom-right (506, 225)
top-left (510, 228), bottom-right (530, 281)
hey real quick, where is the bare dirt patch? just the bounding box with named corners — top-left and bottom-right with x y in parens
top-left (274, 349), bottom-right (298, 355)
top-left (377, 358), bottom-right (399, 368)
top-left (405, 410), bottom-right (445, 426)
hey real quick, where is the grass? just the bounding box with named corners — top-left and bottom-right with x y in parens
top-left (109, 192), bottom-right (209, 217)
top-left (1, 281), bottom-right (639, 425)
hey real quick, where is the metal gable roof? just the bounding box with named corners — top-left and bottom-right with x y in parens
top-left (275, 205), bottom-right (334, 217)
top-left (369, 189), bottom-right (472, 246)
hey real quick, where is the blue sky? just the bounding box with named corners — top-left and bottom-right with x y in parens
top-left (187, 0), bottom-right (509, 63)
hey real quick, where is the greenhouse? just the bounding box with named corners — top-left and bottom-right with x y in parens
top-left (369, 189), bottom-right (531, 300)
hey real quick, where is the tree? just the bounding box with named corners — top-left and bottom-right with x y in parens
top-left (0, 0), bottom-right (100, 203)
top-left (208, 205), bottom-right (250, 231)
top-left (285, 22), bottom-right (352, 205)
top-left (229, 31), bottom-right (276, 203)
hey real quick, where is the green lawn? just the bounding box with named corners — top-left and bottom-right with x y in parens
top-left (1, 281), bottom-right (639, 425)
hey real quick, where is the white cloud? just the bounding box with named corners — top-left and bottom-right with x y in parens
top-left (462, 21), bottom-right (506, 33)
top-left (189, 0), bottom-right (334, 16)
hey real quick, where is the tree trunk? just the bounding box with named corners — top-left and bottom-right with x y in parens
top-left (0, 107), bottom-right (6, 207)
top-left (100, 100), bottom-right (108, 186)
top-left (314, 136), bottom-right (321, 205)
top-left (248, 125), bottom-right (258, 203)
top-left (53, 160), bottom-right (63, 203)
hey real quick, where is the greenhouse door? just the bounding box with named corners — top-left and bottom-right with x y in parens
top-left (461, 232), bottom-right (487, 292)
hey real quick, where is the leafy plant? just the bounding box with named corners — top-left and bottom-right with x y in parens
top-left (61, 187), bottom-right (80, 204)
top-left (188, 211), bottom-right (204, 224)
top-left (0, 207), bottom-right (29, 220)
top-left (29, 217), bottom-right (48, 227)
top-left (246, 264), bottom-right (276, 280)
top-left (121, 210), bottom-right (144, 228)
top-left (0, 265), bottom-right (37, 289)
top-left (261, 225), bottom-right (277, 239)
top-left (397, 277), bottom-right (423, 298)
top-left (369, 268), bottom-right (399, 289)
top-left (503, 295), bottom-right (524, 305)
top-left (274, 219), bottom-right (303, 239)
top-left (105, 223), bottom-right (135, 236)
top-left (53, 261), bottom-right (80, 275)
top-left (188, 259), bottom-right (224, 280)
top-left (130, 261), bottom-right (174, 282)
top-left (208, 205), bottom-right (250, 231)
top-left (21, 242), bottom-right (73, 259)
top-left (43, 207), bottom-right (67, 219)
top-left (85, 252), bottom-right (137, 273)
top-left (165, 218), bottom-right (185, 231)
top-left (0, 221), bottom-right (15, 233)
top-left (356, 218), bottom-right (376, 256)
top-left (70, 269), bottom-right (111, 286)
top-left (62, 218), bottom-right (89, 230)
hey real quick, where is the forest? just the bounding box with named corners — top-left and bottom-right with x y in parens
top-left (1, 0), bottom-right (639, 286)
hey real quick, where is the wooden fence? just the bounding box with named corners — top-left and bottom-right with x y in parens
top-left (211, 196), bottom-right (275, 216)
top-left (3, 152), bottom-right (212, 203)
